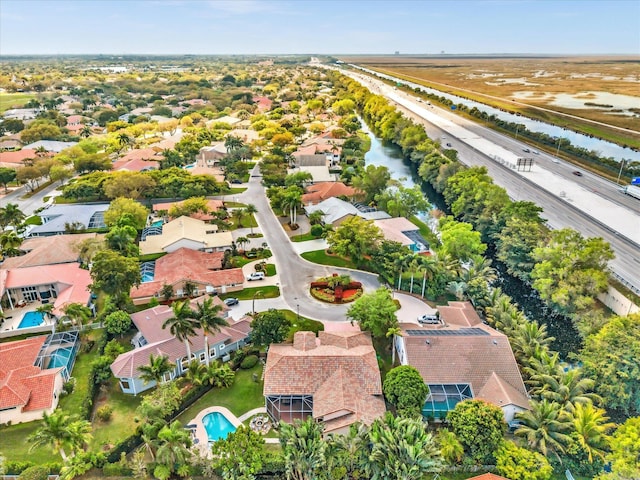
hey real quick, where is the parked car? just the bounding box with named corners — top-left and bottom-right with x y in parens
top-left (446, 143), bottom-right (452, 147)
top-left (522, 148), bottom-right (530, 153)
top-left (573, 171), bottom-right (583, 176)
top-left (418, 314), bottom-right (440, 324)
top-left (224, 297), bottom-right (239, 306)
top-left (231, 179), bottom-right (243, 184)
top-left (246, 272), bottom-right (265, 281)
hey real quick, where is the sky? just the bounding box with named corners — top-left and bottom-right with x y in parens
top-left (1, 0), bottom-right (639, 56)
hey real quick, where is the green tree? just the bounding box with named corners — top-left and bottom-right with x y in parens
top-left (279, 417), bottom-right (327, 480)
top-left (284, 171), bottom-right (313, 188)
top-left (570, 402), bottom-right (615, 463)
top-left (103, 171), bottom-right (156, 200)
top-left (0, 167), bottom-right (17, 193)
top-left (326, 215), bottom-right (382, 265)
top-left (580, 313), bottom-right (640, 416)
top-left (438, 217), bottom-right (486, 262)
top-left (531, 229), bottom-right (615, 316)
top-left (495, 440), bottom-right (553, 480)
top-left (61, 303), bottom-right (93, 328)
top-left (250, 309), bottom-right (291, 346)
top-left (0, 203), bottom-right (26, 229)
top-left (20, 119), bottom-right (63, 143)
top-left (368, 413), bottom-right (442, 480)
top-left (0, 230), bottom-right (22, 257)
top-left (375, 185), bottom-right (431, 218)
top-left (202, 362), bottom-right (235, 389)
top-left (515, 400), bottom-right (572, 460)
top-left (138, 354), bottom-right (175, 385)
top-left (105, 224), bottom-right (139, 257)
top-left (437, 429), bottom-right (464, 465)
top-left (90, 249), bottom-right (141, 302)
top-left (194, 296), bottom-right (228, 365)
top-left (50, 164), bottom-right (72, 185)
top-left (347, 287), bottom-right (398, 340)
top-left (162, 300), bottom-right (198, 360)
top-left (530, 367), bottom-right (601, 413)
top-left (211, 426), bottom-right (266, 479)
top-left (495, 217), bottom-right (546, 282)
top-left (352, 164), bottom-right (391, 203)
top-left (155, 421), bottom-right (192, 478)
top-left (597, 417), bottom-right (640, 480)
top-left (104, 197), bottom-right (149, 229)
top-left (447, 399), bottom-right (506, 464)
top-left (27, 412), bottom-right (91, 461)
top-left (383, 365), bottom-right (429, 418)
top-left (104, 310), bottom-right (132, 336)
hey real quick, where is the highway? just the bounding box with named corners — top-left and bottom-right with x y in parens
top-left (338, 67), bottom-right (640, 293)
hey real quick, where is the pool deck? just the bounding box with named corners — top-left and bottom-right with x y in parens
top-left (188, 405), bottom-right (278, 456)
top-left (0, 301), bottom-right (55, 335)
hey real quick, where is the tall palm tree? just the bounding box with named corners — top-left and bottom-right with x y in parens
top-left (61, 303), bottom-right (92, 328)
top-left (27, 412), bottom-right (91, 461)
top-left (279, 417), bottom-right (327, 480)
top-left (162, 300), bottom-right (198, 362)
top-left (570, 402), bottom-right (615, 463)
top-left (0, 203), bottom-right (26, 229)
top-left (155, 421), bottom-right (192, 474)
top-left (244, 203), bottom-right (258, 235)
top-left (224, 135), bottom-right (244, 152)
top-left (532, 368), bottom-right (602, 410)
top-left (386, 326), bottom-right (402, 364)
top-left (511, 321), bottom-right (554, 364)
top-left (79, 125), bottom-right (92, 138)
top-left (67, 418), bottom-right (93, 455)
top-left (236, 236), bottom-right (249, 252)
top-left (0, 230), bottom-right (23, 257)
top-left (515, 399), bottom-right (572, 460)
top-left (116, 132), bottom-right (133, 153)
top-left (138, 354), bottom-right (175, 385)
top-left (194, 297), bottom-right (228, 365)
top-left (231, 208), bottom-right (244, 228)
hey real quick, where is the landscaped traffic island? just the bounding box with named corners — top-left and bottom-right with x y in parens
top-left (310, 274), bottom-right (363, 304)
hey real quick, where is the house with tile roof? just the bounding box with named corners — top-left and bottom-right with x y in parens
top-left (394, 301), bottom-right (529, 422)
top-left (197, 142), bottom-right (228, 167)
top-left (130, 247), bottom-right (243, 305)
top-left (0, 149), bottom-right (40, 168)
top-left (373, 217), bottom-right (430, 253)
top-left (301, 182), bottom-right (361, 205)
top-left (152, 199), bottom-right (223, 222)
top-left (304, 197), bottom-right (390, 226)
top-left (110, 296), bottom-right (251, 394)
top-left (0, 335), bottom-right (66, 424)
top-left (138, 216), bottom-right (233, 256)
top-left (28, 203), bottom-right (109, 237)
top-left (1, 233), bottom-right (104, 269)
top-left (263, 330), bottom-right (386, 436)
top-left (0, 262), bottom-right (93, 317)
top-left (112, 147), bottom-right (162, 171)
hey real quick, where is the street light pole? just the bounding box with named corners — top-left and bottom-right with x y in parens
top-left (296, 303), bottom-right (300, 323)
top-left (616, 159), bottom-right (627, 185)
top-left (556, 138), bottom-right (563, 157)
top-left (252, 290), bottom-right (263, 315)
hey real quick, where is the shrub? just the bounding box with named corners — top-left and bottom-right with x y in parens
top-left (4, 461), bottom-right (35, 475)
top-left (240, 354), bottom-right (259, 369)
top-left (96, 405), bottom-right (113, 422)
top-left (17, 466), bottom-right (48, 480)
top-left (103, 462), bottom-right (133, 476)
top-left (310, 224), bottom-right (324, 237)
top-left (62, 378), bottom-right (76, 395)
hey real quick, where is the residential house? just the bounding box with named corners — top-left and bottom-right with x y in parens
top-left (138, 216), bottom-right (233, 256)
top-left (110, 296), bottom-right (251, 394)
top-left (373, 217), bottom-right (430, 253)
top-left (0, 334), bottom-right (79, 424)
top-left (197, 142), bottom-right (228, 167)
top-left (131, 247), bottom-right (244, 304)
top-left (263, 331), bottom-right (386, 435)
top-left (301, 182), bottom-right (360, 205)
top-left (3, 109), bottom-right (39, 121)
top-left (22, 140), bottom-right (78, 153)
top-left (227, 129), bottom-right (260, 144)
top-left (112, 147), bottom-right (162, 171)
top-left (206, 116), bottom-right (242, 128)
top-left (0, 139), bottom-right (22, 151)
top-left (28, 204), bottom-right (109, 237)
top-left (304, 197), bottom-right (390, 226)
top-left (394, 301), bottom-right (530, 422)
top-left (0, 149), bottom-right (40, 169)
top-left (252, 96), bottom-right (273, 112)
top-left (152, 199), bottom-right (223, 222)
top-left (1, 233), bottom-right (104, 269)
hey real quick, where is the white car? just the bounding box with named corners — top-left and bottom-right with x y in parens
top-left (418, 314), bottom-right (440, 324)
top-left (246, 272), bottom-right (265, 281)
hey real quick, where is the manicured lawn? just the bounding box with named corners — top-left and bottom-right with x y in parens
top-left (90, 380), bottom-right (143, 451)
top-left (301, 249), bottom-right (358, 269)
top-left (265, 263), bottom-right (276, 276)
top-left (290, 232), bottom-right (321, 242)
top-left (24, 215), bottom-right (43, 225)
top-left (58, 331), bottom-right (102, 414)
top-left (176, 365), bottom-right (265, 422)
top-left (0, 420), bottom-right (54, 463)
top-left (221, 285), bottom-right (280, 301)
top-left (230, 214), bottom-right (258, 229)
top-left (278, 310), bottom-right (324, 338)
top-left (223, 201), bottom-right (247, 208)
top-left (0, 92), bottom-right (36, 112)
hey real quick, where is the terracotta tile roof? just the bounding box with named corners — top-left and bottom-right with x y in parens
top-left (152, 199), bottom-right (223, 222)
top-left (1, 233), bottom-right (104, 269)
top-left (113, 157), bottom-right (160, 172)
top-left (373, 217), bottom-right (419, 246)
top-left (138, 216), bottom-right (233, 255)
top-left (468, 474), bottom-right (510, 480)
top-left (302, 182), bottom-right (360, 205)
top-left (0, 149), bottom-right (39, 165)
top-left (264, 331), bottom-right (386, 432)
top-left (0, 263), bottom-right (92, 316)
top-left (399, 302), bottom-right (529, 411)
top-left (438, 301), bottom-right (483, 327)
top-left (0, 336), bottom-right (62, 412)
top-left (131, 248), bottom-right (243, 300)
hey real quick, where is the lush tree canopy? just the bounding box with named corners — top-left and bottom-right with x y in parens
top-left (383, 366), bottom-right (429, 418)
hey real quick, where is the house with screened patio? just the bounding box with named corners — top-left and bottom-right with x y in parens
top-left (394, 301), bottom-right (530, 422)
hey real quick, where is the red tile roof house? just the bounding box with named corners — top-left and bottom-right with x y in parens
top-left (110, 296), bottom-right (251, 395)
top-left (263, 331), bottom-right (387, 436)
top-left (0, 263), bottom-right (93, 319)
top-left (152, 199), bottom-right (223, 222)
top-left (130, 248), bottom-right (244, 305)
top-left (393, 301), bottom-right (530, 422)
top-left (301, 181), bottom-right (361, 205)
top-left (0, 336), bottom-right (66, 424)
top-left (252, 96), bottom-right (273, 112)
top-left (112, 147), bottom-right (161, 172)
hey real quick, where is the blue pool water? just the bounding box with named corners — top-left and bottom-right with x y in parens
top-left (48, 348), bottom-right (73, 369)
top-left (141, 273), bottom-right (155, 282)
top-left (202, 412), bottom-right (236, 442)
top-left (151, 220), bottom-right (163, 227)
top-left (17, 311), bottom-right (45, 329)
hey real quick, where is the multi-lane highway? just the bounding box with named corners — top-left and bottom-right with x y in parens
top-left (338, 67), bottom-right (640, 293)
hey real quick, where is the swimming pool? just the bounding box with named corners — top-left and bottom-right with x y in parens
top-left (202, 411), bottom-right (236, 442)
top-left (151, 220), bottom-right (163, 227)
top-left (17, 311), bottom-right (45, 329)
top-left (48, 347), bottom-right (73, 370)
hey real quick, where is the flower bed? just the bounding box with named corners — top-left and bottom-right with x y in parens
top-left (309, 274), bottom-right (363, 304)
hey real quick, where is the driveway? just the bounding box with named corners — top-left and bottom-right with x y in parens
top-left (394, 292), bottom-right (437, 325)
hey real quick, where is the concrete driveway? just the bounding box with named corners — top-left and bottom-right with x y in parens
top-left (395, 292), bottom-right (437, 325)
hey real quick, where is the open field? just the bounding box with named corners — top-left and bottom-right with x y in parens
top-left (0, 92), bottom-right (36, 112)
top-left (339, 55), bottom-right (640, 146)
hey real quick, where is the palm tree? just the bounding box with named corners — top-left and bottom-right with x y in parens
top-left (368, 413), bottom-right (443, 479)
top-left (244, 203), bottom-right (258, 235)
top-left (515, 399), bottom-right (572, 460)
top-left (202, 362), bottom-right (235, 388)
top-left (36, 303), bottom-right (55, 320)
top-left (183, 359), bottom-right (206, 385)
top-left (162, 300), bottom-right (198, 362)
top-left (511, 321), bottom-right (554, 364)
top-left (61, 303), bottom-right (92, 328)
top-left (138, 354), bottom-right (175, 385)
top-left (194, 297), bottom-right (228, 365)
top-left (231, 208), bottom-right (244, 228)
top-left (79, 125), bottom-right (92, 138)
top-left (236, 236), bottom-right (249, 253)
top-left (116, 132), bottom-right (133, 153)
top-left (0, 230), bottom-right (22, 257)
top-left (570, 402), bottom-right (615, 463)
top-left (532, 368), bottom-right (602, 411)
top-left (279, 417), bottom-right (327, 480)
top-left (437, 428), bottom-right (464, 465)
top-left (386, 326), bottom-right (402, 364)
top-left (27, 412), bottom-right (91, 461)
top-left (326, 422), bottom-right (370, 477)
top-left (155, 421), bottom-right (192, 475)
top-left (0, 203), bottom-right (26, 229)
top-left (67, 418), bottom-right (93, 454)
top-left (447, 280), bottom-right (468, 301)
top-left (224, 135), bottom-right (244, 152)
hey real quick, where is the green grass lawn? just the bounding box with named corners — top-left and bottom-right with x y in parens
top-left (176, 365), bottom-right (265, 422)
top-left (0, 420), bottom-right (53, 463)
top-left (90, 380), bottom-right (143, 451)
top-left (24, 215), bottom-right (43, 226)
top-left (265, 264), bottom-right (276, 276)
top-left (221, 285), bottom-right (280, 301)
top-left (223, 201), bottom-right (247, 208)
top-left (409, 215), bottom-right (440, 248)
top-left (58, 333), bottom-right (102, 414)
top-left (301, 249), bottom-right (358, 269)
top-left (278, 310), bottom-right (324, 338)
top-left (290, 232), bottom-right (320, 242)
top-left (0, 92), bottom-right (36, 112)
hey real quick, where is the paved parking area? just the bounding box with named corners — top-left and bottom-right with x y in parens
top-left (395, 292), bottom-right (437, 325)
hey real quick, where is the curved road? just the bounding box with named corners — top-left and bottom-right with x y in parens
top-left (229, 169), bottom-right (381, 322)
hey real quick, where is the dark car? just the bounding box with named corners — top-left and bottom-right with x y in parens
top-left (231, 179), bottom-right (243, 184)
top-left (573, 171), bottom-right (583, 176)
top-left (446, 142), bottom-right (452, 147)
top-left (224, 297), bottom-right (239, 306)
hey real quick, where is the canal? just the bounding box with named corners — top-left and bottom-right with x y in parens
top-left (362, 120), bottom-right (581, 357)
